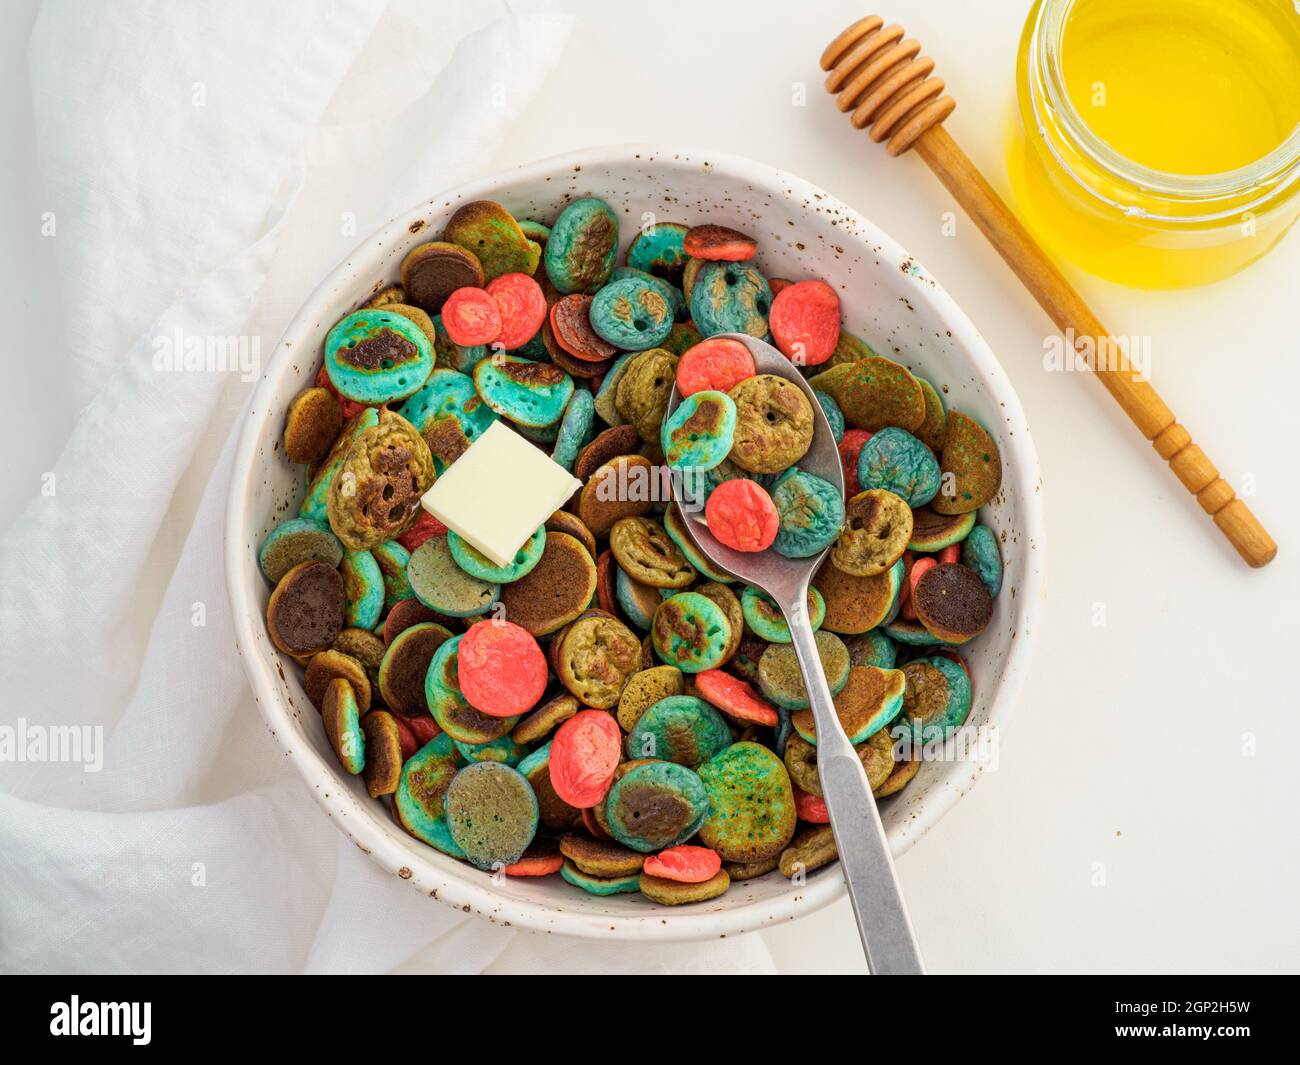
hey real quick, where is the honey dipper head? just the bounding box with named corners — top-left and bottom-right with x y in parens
top-left (820, 14), bottom-right (956, 155)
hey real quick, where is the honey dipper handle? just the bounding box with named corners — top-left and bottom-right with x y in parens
top-left (914, 125), bottom-right (1277, 568)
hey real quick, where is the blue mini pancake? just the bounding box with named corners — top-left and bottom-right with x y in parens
top-left (662, 505), bottom-right (734, 583)
top-left (610, 266), bottom-right (686, 322)
top-left (473, 354), bottom-right (574, 428)
top-left (324, 309), bottom-right (434, 404)
top-left (370, 540), bottom-right (413, 610)
top-left (624, 695), bottom-right (732, 768)
top-left (407, 536), bottom-right (500, 617)
top-left (615, 566), bottom-right (661, 631)
top-left (258, 516), bottom-right (343, 584)
top-left (741, 585), bottom-right (825, 643)
top-left (551, 388), bottom-right (594, 471)
top-left (589, 276), bottom-right (674, 350)
top-left (846, 629), bottom-right (898, 670)
top-left (857, 427), bottom-right (941, 508)
top-left (544, 197), bottom-right (620, 294)
top-left (882, 617), bottom-right (943, 646)
top-left (626, 221), bottom-right (688, 283)
top-left (340, 549), bottom-right (384, 630)
top-left (605, 761), bottom-right (710, 852)
top-left (394, 734), bottom-right (465, 858)
top-left (560, 860), bottom-right (642, 895)
top-left (453, 734), bottom-right (528, 767)
top-left (661, 389), bottom-right (737, 472)
top-left (444, 762), bottom-right (538, 870)
top-left (814, 390), bottom-right (846, 442)
top-left (447, 525), bottom-right (546, 584)
top-left (424, 635), bottom-right (518, 743)
top-left (689, 261), bottom-right (772, 339)
top-left (899, 655), bottom-right (972, 744)
top-left (961, 523), bottom-right (1003, 597)
top-left (396, 367), bottom-right (497, 443)
top-left (300, 408), bottom-right (380, 522)
top-left (432, 314), bottom-right (488, 373)
top-left (770, 468), bottom-right (846, 558)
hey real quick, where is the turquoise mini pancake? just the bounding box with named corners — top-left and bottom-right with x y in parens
top-left (651, 592), bottom-right (733, 673)
top-left (908, 506), bottom-right (977, 552)
top-left (444, 762), bottom-right (538, 870)
top-left (473, 355), bottom-right (574, 428)
top-left (370, 540), bottom-right (413, 610)
top-left (514, 420), bottom-right (559, 443)
top-left (899, 655), bottom-right (972, 743)
top-left (615, 566), bottom-right (661, 631)
top-left (625, 695), bottom-right (732, 767)
top-left (560, 859), bottom-right (641, 895)
top-left (341, 549), bottom-right (384, 630)
top-left (663, 505), bottom-right (734, 583)
top-left (407, 535), bottom-right (500, 617)
top-left (394, 734), bottom-right (465, 858)
top-left (697, 741), bottom-right (796, 863)
top-left (593, 351), bottom-right (636, 426)
top-left (453, 734), bottom-right (528, 767)
top-left (396, 368), bottom-right (497, 445)
top-left (324, 309), bottom-right (434, 404)
top-left (610, 266), bottom-right (686, 321)
top-left (770, 468), bottom-right (846, 559)
top-left (604, 761), bottom-right (710, 852)
top-left (300, 408), bottom-right (380, 522)
top-left (689, 261), bottom-right (772, 339)
top-left (448, 525), bottom-right (546, 583)
top-left (857, 427), bottom-right (941, 508)
top-left (258, 517), bottom-right (343, 584)
top-left (424, 635), bottom-right (518, 743)
top-left (961, 523), bottom-right (1003, 597)
top-left (661, 390), bottom-right (737, 472)
top-left (551, 388), bottom-right (594, 471)
top-left (433, 314), bottom-right (488, 373)
top-left (814, 390), bottom-right (846, 443)
top-left (757, 631), bottom-right (851, 710)
top-left (845, 629), bottom-right (898, 670)
top-left (792, 664), bottom-right (906, 745)
top-left (741, 585), bottom-right (825, 643)
top-left (882, 617), bottom-right (943, 646)
top-left (774, 706), bottom-right (793, 756)
top-left (589, 276), bottom-right (674, 350)
top-left (544, 197), bottom-right (619, 294)
top-left (510, 331), bottom-right (549, 361)
top-left (626, 221), bottom-right (688, 284)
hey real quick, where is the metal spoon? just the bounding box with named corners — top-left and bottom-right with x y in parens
top-left (665, 332), bottom-right (924, 974)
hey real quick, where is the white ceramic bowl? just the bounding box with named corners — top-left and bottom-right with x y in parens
top-left (226, 145), bottom-right (1045, 941)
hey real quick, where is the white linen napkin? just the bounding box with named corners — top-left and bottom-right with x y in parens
top-left (0, 0), bottom-right (777, 974)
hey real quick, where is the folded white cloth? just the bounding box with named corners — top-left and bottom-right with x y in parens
top-left (0, 0), bottom-right (777, 974)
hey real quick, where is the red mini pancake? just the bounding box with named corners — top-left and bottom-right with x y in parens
top-left (314, 365), bottom-right (367, 420)
top-left (769, 280), bottom-right (840, 367)
top-left (486, 273), bottom-right (547, 350)
top-left (936, 543), bottom-right (961, 564)
top-left (705, 479), bottom-right (779, 553)
top-left (396, 509), bottom-right (447, 552)
top-left (550, 710), bottom-right (623, 808)
top-left (549, 294), bottom-right (617, 361)
top-left (456, 619), bottom-right (547, 717)
top-left (901, 556), bottom-right (936, 621)
top-left (675, 337), bottom-right (757, 397)
top-left (837, 429), bottom-right (873, 496)
top-left (683, 224), bottom-right (757, 261)
top-left (792, 784), bottom-right (830, 823)
top-left (693, 669), bottom-right (779, 726)
top-left (441, 286), bottom-right (503, 346)
top-left (642, 845), bottom-right (722, 883)
top-left (505, 837), bottom-right (564, 877)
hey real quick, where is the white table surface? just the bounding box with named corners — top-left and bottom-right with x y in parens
top-left (3, 0), bottom-right (1296, 974)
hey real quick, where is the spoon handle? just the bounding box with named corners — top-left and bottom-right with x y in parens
top-left (784, 603), bottom-right (925, 974)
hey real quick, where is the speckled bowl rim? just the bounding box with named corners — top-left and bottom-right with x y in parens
top-left (226, 145), bottom-right (1046, 943)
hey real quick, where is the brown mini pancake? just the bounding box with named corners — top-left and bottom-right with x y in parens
top-left (378, 621), bottom-right (453, 713)
top-left (304, 648), bottom-right (372, 713)
top-left (283, 387), bottom-right (342, 465)
top-left (724, 855), bottom-right (780, 881)
top-left (498, 531), bottom-right (598, 636)
top-left (911, 562), bottom-right (993, 644)
top-left (573, 424), bottom-right (642, 483)
top-left (813, 557), bottom-right (900, 635)
top-left (521, 754), bottom-right (582, 832)
top-left (778, 824), bottom-right (838, 878)
top-left (382, 597), bottom-right (460, 645)
top-left (544, 510), bottom-right (597, 560)
top-left (399, 241), bottom-right (485, 313)
top-left (267, 561), bottom-right (346, 657)
top-left (360, 710), bottom-right (403, 798)
top-left (932, 410), bottom-right (1002, 515)
top-left (595, 549), bottom-right (620, 616)
top-left (577, 454), bottom-right (658, 537)
top-left (558, 832), bottom-right (645, 877)
top-left (512, 693), bottom-right (580, 745)
top-left (874, 751), bottom-right (921, 798)
top-left (543, 321), bottom-right (612, 379)
top-left (908, 505), bottom-right (977, 552)
top-left (363, 284), bottom-right (406, 309)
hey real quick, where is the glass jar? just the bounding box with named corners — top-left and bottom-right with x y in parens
top-left (1007, 0), bottom-right (1300, 288)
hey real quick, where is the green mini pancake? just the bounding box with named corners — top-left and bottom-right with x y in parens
top-left (395, 734), bottom-right (465, 857)
top-left (544, 197), bottom-right (619, 294)
top-left (517, 218), bottom-right (552, 245)
top-left (792, 665), bottom-right (906, 745)
top-left (690, 261), bottom-right (772, 339)
top-left (324, 309), bottom-right (434, 405)
top-left (826, 331), bottom-right (877, 368)
top-left (662, 505), bottom-right (734, 583)
top-left (424, 635), bottom-right (518, 744)
top-left (741, 585), bottom-right (824, 643)
top-left (448, 525), bottom-right (546, 584)
top-left (593, 351), bottom-right (636, 426)
top-left (697, 742), bottom-right (796, 863)
top-left (551, 388), bottom-right (595, 472)
top-left (473, 355), bottom-right (574, 428)
top-left (857, 427), bottom-right (941, 508)
top-left (341, 549), bottom-right (384, 630)
top-left (844, 629), bottom-right (898, 670)
top-left (757, 631), bottom-right (851, 709)
top-left (908, 505), bottom-right (977, 552)
top-left (407, 535), bottom-right (500, 617)
top-left (560, 859), bottom-right (642, 896)
top-left (914, 376), bottom-right (948, 451)
top-left (661, 390), bottom-right (737, 472)
top-left (370, 540), bottom-right (413, 610)
top-left (900, 655), bottom-right (973, 744)
top-left (625, 695), bottom-right (732, 767)
top-left (770, 468), bottom-right (845, 559)
top-left (961, 523), bottom-right (1003, 597)
top-left (590, 276), bottom-right (674, 350)
top-left (300, 408), bottom-right (380, 522)
top-left (443, 200), bottom-right (539, 282)
top-left (258, 516), bottom-right (343, 584)
top-left (814, 390), bottom-right (846, 443)
top-left (662, 320), bottom-right (702, 355)
top-left (626, 221), bottom-right (689, 284)
top-left (604, 761), bottom-right (710, 852)
top-left (651, 592), bottom-right (733, 672)
top-left (932, 410), bottom-right (1002, 515)
top-left (615, 566), bottom-right (661, 631)
top-left (836, 356), bottom-right (925, 432)
top-left (444, 762), bottom-right (538, 870)
top-left (396, 367), bottom-right (497, 444)
top-left (453, 734), bottom-right (528, 767)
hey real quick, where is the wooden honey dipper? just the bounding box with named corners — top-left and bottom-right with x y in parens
top-left (820, 15), bottom-right (1278, 568)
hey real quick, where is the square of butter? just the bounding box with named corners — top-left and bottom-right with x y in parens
top-left (420, 420), bottom-right (582, 567)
